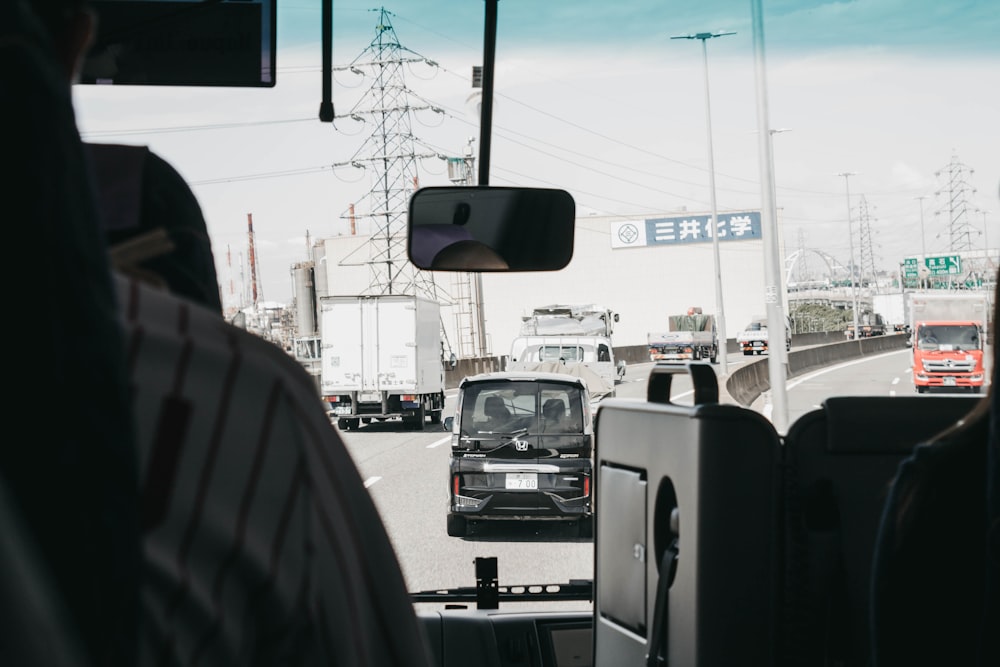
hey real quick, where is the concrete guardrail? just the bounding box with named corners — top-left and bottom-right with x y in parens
top-left (444, 331), bottom-right (861, 391)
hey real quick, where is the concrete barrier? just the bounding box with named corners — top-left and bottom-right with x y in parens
top-left (442, 331), bottom-right (897, 395)
top-left (443, 356), bottom-right (503, 389)
top-left (726, 333), bottom-right (910, 406)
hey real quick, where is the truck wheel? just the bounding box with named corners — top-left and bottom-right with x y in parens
top-left (916, 386), bottom-right (927, 394)
top-left (710, 348), bottom-right (718, 364)
top-left (742, 351), bottom-right (751, 356)
top-left (447, 514), bottom-right (467, 537)
top-left (430, 409), bottom-right (442, 425)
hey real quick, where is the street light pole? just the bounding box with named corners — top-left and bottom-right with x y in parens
top-left (769, 127), bottom-right (790, 312)
top-left (671, 30), bottom-right (735, 376)
top-left (838, 172), bottom-right (860, 338)
top-left (916, 195), bottom-right (927, 289)
top-left (750, 0), bottom-right (789, 433)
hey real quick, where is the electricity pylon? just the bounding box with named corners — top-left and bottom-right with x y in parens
top-left (332, 8), bottom-right (443, 298)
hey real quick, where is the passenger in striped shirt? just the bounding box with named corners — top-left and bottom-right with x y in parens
top-left (116, 272), bottom-right (433, 666)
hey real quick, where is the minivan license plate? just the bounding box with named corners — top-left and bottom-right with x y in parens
top-left (506, 473), bottom-right (538, 490)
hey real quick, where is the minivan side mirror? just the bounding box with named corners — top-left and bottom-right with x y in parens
top-left (443, 416), bottom-right (454, 431)
top-left (407, 186), bottom-right (575, 272)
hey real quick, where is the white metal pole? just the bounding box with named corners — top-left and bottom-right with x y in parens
top-left (916, 195), bottom-right (927, 289)
top-left (751, 0), bottom-right (789, 432)
top-left (672, 30), bottom-right (735, 375)
top-left (699, 38), bottom-right (730, 377)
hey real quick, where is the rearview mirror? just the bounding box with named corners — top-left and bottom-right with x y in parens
top-left (407, 186), bottom-right (575, 272)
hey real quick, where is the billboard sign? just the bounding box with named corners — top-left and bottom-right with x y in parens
top-left (611, 211), bottom-right (761, 249)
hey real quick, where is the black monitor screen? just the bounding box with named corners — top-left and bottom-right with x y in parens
top-left (81, 0), bottom-right (276, 87)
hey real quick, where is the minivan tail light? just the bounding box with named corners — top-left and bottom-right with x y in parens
top-left (453, 474), bottom-right (460, 497)
top-left (584, 476), bottom-right (590, 497)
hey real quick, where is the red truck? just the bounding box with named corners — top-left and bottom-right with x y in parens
top-left (909, 292), bottom-right (990, 394)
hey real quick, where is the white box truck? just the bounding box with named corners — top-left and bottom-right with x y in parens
top-left (872, 292), bottom-right (910, 333)
top-left (320, 294), bottom-right (446, 429)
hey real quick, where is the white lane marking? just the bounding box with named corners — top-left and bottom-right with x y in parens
top-left (889, 390), bottom-right (896, 397)
top-left (785, 349), bottom-right (909, 391)
top-left (427, 436), bottom-right (451, 449)
top-left (363, 476), bottom-right (382, 488)
top-left (891, 377), bottom-right (900, 385)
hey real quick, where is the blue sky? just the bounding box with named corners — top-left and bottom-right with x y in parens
top-left (75, 1), bottom-right (999, 305)
top-left (298, 1), bottom-right (999, 56)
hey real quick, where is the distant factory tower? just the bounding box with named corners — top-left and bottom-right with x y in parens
top-left (247, 212), bottom-right (260, 306)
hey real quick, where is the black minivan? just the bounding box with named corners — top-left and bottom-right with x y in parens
top-left (445, 372), bottom-right (594, 538)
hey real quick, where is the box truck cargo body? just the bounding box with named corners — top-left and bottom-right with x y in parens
top-left (320, 295), bottom-right (445, 429)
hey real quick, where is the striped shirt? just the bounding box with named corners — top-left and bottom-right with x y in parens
top-left (115, 274), bottom-right (432, 666)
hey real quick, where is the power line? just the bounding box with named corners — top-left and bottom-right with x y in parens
top-left (81, 117), bottom-right (314, 138)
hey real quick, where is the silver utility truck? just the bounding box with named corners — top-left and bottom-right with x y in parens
top-left (508, 304), bottom-right (626, 387)
top-left (319, 294), bottom-right (446, 429)
top-left (647, 307), bottom-right (719, 363)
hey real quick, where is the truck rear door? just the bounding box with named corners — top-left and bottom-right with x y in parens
top-left (374, 297), bottom-right (417, 393)
top-left (320, 297), bottom-right (364, 394)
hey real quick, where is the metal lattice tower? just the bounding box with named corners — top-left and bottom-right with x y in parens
top-left (446, 138), bottom-right (490, 358)
top-left (856, 195), bottom-right (878, 291)
top-left (934, 154), bottom-right (979, 253)
top-left (785, 229), bottom-right (814, 284)
top-left (332, 8), bottom-right (442, 298)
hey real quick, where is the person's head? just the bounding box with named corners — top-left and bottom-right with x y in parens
top-left (25, 0), bottom-right (96, 82)
top-left (484, 396), bottom-right (507, 419)
top-left (543, 398), bottom-right (565, 423)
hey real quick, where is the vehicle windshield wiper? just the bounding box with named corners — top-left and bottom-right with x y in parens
top-left (409, 557), bottom-right (592, 608)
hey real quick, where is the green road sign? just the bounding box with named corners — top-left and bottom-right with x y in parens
top-left (925, 254), bottom-right (961, 275)
top-left (903, 255), bottom-right (961, 277)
